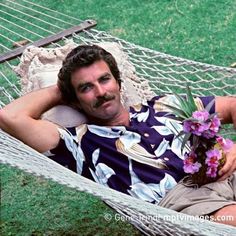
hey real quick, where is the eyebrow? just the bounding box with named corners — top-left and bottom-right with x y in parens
top-left (77, 82), bottom-right (92, 91)
top-left (98, 72), bottom-right (111, 80)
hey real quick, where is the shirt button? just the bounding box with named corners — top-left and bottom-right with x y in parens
top-left (164, 157), bottom-right (169, 161)
top-left (144, 133), bottom-right (149, 137)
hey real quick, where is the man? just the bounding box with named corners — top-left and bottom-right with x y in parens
top-left (0, 45), bottom-right (236, 226)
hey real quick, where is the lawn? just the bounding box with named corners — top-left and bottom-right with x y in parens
top-left (0, 0), bottom-right (236, 235)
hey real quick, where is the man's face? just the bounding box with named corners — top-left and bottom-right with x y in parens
top-left (71, 60), bottom-right (123, 121)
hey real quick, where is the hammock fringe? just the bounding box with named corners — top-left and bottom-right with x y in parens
top-left (1, 129), bottom-right (235, 235)
top-left (0, 1), bottom-right (236, 234)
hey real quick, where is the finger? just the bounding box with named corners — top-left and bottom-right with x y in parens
top-left (218, 162), bottom-right (236, 181)
top-left (218, 160), bottom-right (232, 176)
top-left (218, 172), bottom-right (230, 181)
top-left (218, 151), bottom-right (236, 176)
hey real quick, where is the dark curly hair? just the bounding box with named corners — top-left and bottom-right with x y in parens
top-left (58, 44), bottom-right (121, 105)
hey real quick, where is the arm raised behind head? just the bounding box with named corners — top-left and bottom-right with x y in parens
top-left (0, 85), bottom-right (62, 153)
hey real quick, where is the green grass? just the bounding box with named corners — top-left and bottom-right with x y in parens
top-left (1, 165), bottom-right (141, 236)
top-left (1, 0), bottom-right (236, 235)
top-left (1, 0), bottom-right (236, 66)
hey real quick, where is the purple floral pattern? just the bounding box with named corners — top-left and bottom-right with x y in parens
top-left (50, 96), bottom-right (215, 203)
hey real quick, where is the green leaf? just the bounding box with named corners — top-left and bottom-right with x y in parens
top-left (205, 99), bottom-right (215, 113)
top-left (159, 85), bottom-right (202, 121)
top-left (184, 117), bottom-right (200, 122)
top-left (208, 113), bottom-right (218, 120)
top-left (159, 103), bottom-right (188, 119)
top-left (175, 130), bottom-right (186, 139)
top-left (172, 93), bottom-right (191, 117)
top-left (186, 85), bottom-right (197, 112)
top-left (192, 135), bottom-right (200, 151)
top-left (173, 91), bottom-right (197, 117)
top-left (181, 133), bottom-right (191, 153)
top-left (164, 113), bottom-right (183, 121)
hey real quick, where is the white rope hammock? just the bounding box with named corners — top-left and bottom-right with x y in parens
top-left (0, 1), bottom-right (236, 235)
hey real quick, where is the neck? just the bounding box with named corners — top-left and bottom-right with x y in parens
top-left (88, 107), bottom-right (130, 127)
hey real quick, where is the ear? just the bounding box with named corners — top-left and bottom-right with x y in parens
top-left (116, 79), bottom-right (122, 91)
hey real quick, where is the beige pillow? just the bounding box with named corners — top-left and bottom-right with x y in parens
top-left (15, 40), bottom-right (154, 127)
top-left (15, 41), bottom-right (86, 127)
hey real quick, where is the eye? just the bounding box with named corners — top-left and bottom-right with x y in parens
top-left (79, 84), bottom-right (93, 93)
top-left (99, 76), bottom-right (111, 83)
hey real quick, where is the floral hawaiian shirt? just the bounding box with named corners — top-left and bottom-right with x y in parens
top-left (50, 95), bottom-right (215, 204)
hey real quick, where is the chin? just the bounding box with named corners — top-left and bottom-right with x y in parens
top-left (98, 111), bottom-right (117, 120)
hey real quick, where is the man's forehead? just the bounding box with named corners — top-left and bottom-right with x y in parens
top-left (75, 60), bottom-right (110, 75)
top-left (71, 60), bottom-right (112, 85)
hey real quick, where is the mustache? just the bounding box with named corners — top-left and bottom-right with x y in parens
top-left (93, 94), bottom-right (115, 108)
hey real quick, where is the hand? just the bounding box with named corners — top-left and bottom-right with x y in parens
top-left (218, 143), bottom-right (236, 181)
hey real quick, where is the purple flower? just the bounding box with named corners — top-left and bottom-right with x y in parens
top-left (210, 116), bottom-right (221, 132)
top-left (202, 131), bottom-right (216, 139)
top-left (183, 152), bottom-right (202, 174)
top-left (183, 110), bottom-right (213, 136)
top-left (206, 166), bottom-right (218, 178)
top-left (183, 120), bottom-right (209, 136)
top-left (216, 136), bottom-right (234, 152)
top-left (192, 110), bottom-right (209, 121)
top-left (205, 149), bottom-right (221, 168)
top-left (202, 116), bottom-right (221, 138)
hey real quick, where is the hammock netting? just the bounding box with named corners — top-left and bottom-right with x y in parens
top-left (0, 0), bottom-right (236, 235)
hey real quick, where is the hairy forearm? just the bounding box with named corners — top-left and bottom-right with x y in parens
top-left (0, 85), bottom-right (62, 134)
top-left (0, 85), bottom-right (62, 152)
top-left (232, 98), bottom-right (236, 128)
top-left (1, 85), bottom-right (62, 119)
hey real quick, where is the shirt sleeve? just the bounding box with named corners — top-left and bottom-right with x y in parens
top-left (198, 96), bottom-right (215, 114)
top-left (48, 127), bottom-right (78, 172)
top-left (48, 126), bottom-right (95, 181)
top-left (149, 95), bottom-right (215, 114)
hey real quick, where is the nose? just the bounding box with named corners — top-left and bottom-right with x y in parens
top-left (95, 84), bottom-right (106, 97)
